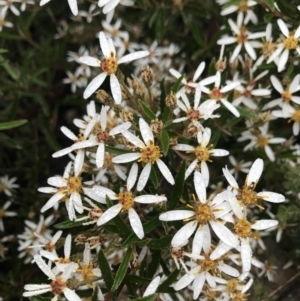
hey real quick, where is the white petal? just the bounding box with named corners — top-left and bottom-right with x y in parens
top-left (71, 140), bottom-right (97, 150)
top-left (96, 143), bottom-right (105, 168)
top-left (74, 150), bottom-right (84, 176)
top-left (246, 158), bottom-right (263, 187)
top-left (159, 210), bottom-right (194, 221)
top-left (223, 166), bottom-right (239, 188)
top-left (230, 44), bottom-right (242, 63)
top-left (137, 162), bottom-right (151, 191)
top-left (128, 208), bottom-right (144, 239)
top-left (210, 149), bottom-right (229, 156)
top-left (202, 223), bottom-right (211, 254)
top-left (156, 159), bottom-right (175, 185)
top-left (47, 176), bottom-right (66, 187)
top-left (97, 203), bottom-right (122, 225)
top-left (256, 191), bottom-right (285, 203)
top-left (134, 194), bottom-right (167, 204)
top-left (143, 276), bottom-right (161, 297)
top-left (122, 131), bottom-right (145, 148)
top-left (210, 221), bottom-right (238, 247)
top-left (41, 193), bottom-right (65, 212)
top-left (63, 287), bottom-right (81, 301)
top-left (109, 122), bottom-right (131, 136)
top-left (278, 49), bottom-right (289, 72)
top-left (61, 126), bottom-right (77, 140)
top-left (112, 152), bottom-right (141, 163)
top-left (219, 263), bottom-right (239, 277)
top-left (139, 118), bottom-right (154, 144)
top-left (24, 284), bottom-right (50, 291)
top-left (193, 273), bottom-right (205, 299)
top-left (127, 163), bottom-right (138, 192)
top-left (277, 19), bottom-right (289, 37)
top-left (201, 127), bottom-right (211, 147)
top-left (67, 0), bottom-right (78, 15)
top-left (64, 234), bottom-right (72, 258)
top-left (34, 254), bottom-right (55, 279)
top-left (99, 31), bottom-right (110, 57)
top-left (172, 144), bottom-right (195, 151)
top-left (171, 221), bottom-right (197, 247)
top-left (192, 226), bottom-right (204, 256)
top-left (79, 56), bottom-right (100, 67)
top-left (210, 242), bottom-right (232, 260)
top-left (92, 185), bottom-right (116, 199)
top-left (52, 147), bottom-right (72, 158)
top-left (83, 72), bottom-right (107, 99)
top-left (244, 42), bottom-right (256, 60)
top-left (185, 159), bottom-right (198, 180)
top-left (290, 74), bottom-right (300, 93)
top-left (194, 171), bottom-right (206, 203)
top-left (174, 269), bottom-right (197, 291)
top-left (118, 51), bottom-right (150, 64)
top-left (110, 74), bottom-right (122, 104)
top-left (23, 288), bottom-right (51, 297)
top-left (251, 219), bottom-right (278, 230)
top-left (241, 238), bottom-right (252, 273)
top-left (220, 99), bottom-right (240, 117)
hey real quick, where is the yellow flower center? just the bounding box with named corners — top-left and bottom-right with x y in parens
top-left (45, 241), bottom-right (56, 252)
top-left (118, 191), bottom-right (134, 211)
top-left (283, 36), bottom-right (298, 50)
top-left (281, 90), bottom-right (292, 103)
top-left (77, 262), bottom-right (95, 281)
top-left (194, 204), bottom-right (213, 224)
top-left (233, 292), bottom-right (249, 301)
top-left (0, 183), bottom-right (7, 193)
top-left (101, 53), bottom-right (118, 74)
top-left (237, 185), bottom-right (260, 207)
top-left (194, 145), bottom-right (212, 162)
top-left (290, 110), bottom-right (300, 123)
top-left (187, 109), bottom-right (201, 121)
top-left (236, 26), bottom-right (248, 44)
top-left (140, 141), bottom-right (161, 164)
top-left (67, 176), bottom-right (82, 194)
top-left (262, 41), bottom-right (276, 58)
top-left (50, 278), bottom-right (67, 295)
top-left (197, 254), bottom-right (219, 273)
top-left (234, 219), bottom-right (252, 238)
top-left (0, 208), bottom-right (5, 218)
top-left (210, 87), bottom-right (223, 100)
top-left (227, 279), bottom-right (239, 294)
top-left (256, 135), bottom-right (269, 147)
top-left (238, 1), bottom-right (248, 12)
top-left (57, 257), bottom-right (71, 264)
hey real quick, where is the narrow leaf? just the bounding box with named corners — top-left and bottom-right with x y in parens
top-left (0, 119), bottom-right (27, 130)
top-left (54, 220), bottom-right (84, 229)
top-left (158, 269), bottom-right (180, 292)
top-left (160, 129), bottom-right (169, 156)
top-left (98, 249), bottom-right (114, 290)
top-left (129, 294), bottom-right (158, 301)
top-left (138, 99), bottom-right (156, 121)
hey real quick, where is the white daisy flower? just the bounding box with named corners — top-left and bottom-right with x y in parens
top-left (98, 0), bottom-right (134, 15)
top-left (39, 162), bottom-right (103, 221)
top-left (0, 175), bottom-right (19, 196)
top-left (217, 14), bottom-right (264, 62)
top-left (62, 69), bottom-right (86, 93)
top-left (79, 31), bottom-right (149, 103)
top-left (159, 172), bottom-right (238, 256)
top-left (172, 127), bottom-right (229, 183)
top-left (267, 19), bottom-right (300, 72)
top-left (0, 8), bottom-right (13, 31)
top-left (0, 0), bottom-right (20, 15)
top-left (40, 0), bottom-right (78, 15)
top-left (229, 155), bottom-right (251, 179)
top-left (112, 118), bottom-right (175, 191)
top-left (70, 106), bottom-right (131, 169)
top-left (201, 71), bottom-right (241, 117)
top-left (23, 255), bottom-right (81, 301)
top-left (222, 158), bottom-right (285, 211)
top-left (173, 85), bottom-right (220, 126)
top-left (237, 123), bottom-right (286, 161)
top-left (31, 230), bottom-right (63, 256)
top-left (93, 163), bottom-right (167, 239)
top-left (263, 74), bottom-right (300, 114)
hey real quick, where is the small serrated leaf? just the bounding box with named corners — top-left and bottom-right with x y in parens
top-left (98, 249), bottom-right (114, 290)
top-left (111, 247), bottom-right (132, 291)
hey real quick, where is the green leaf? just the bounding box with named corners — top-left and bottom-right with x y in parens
top-left (168, 160), bottom-right (186, 210)
top-left (106, 146), bottom-right (133, 155)
top-left (111, 247), bottom-right (132, 291)
top-left (236, 107), bottom-right (258, 120)
top-left (147, 235), bottom-right (172, 249)
top-left (261, 0), bottom-right (275, 11)
top-left (125, 275), bottom-right (152, 285)
top-left (98, 249), bottom-right (114, 290)
top-left (121, 217), bottom-right (160, 248)
top-left (158, 269), bottom-right (180, 292)
top-left (171, 75), bottom-right (184, 93)
top-left (29, 297), bottom-right (51, 301)
top-left (53, 220), bottom-right (84, 229)
top-left (148, 10), bottom-right (159, 28)
top-left (147, 250), bottom-right (161, 278)
top-left (223, 0), bottom-right (244, 8)
top-left (162, 107), bottom-right (171, 124)
top-left (0, 119), bottom-right (27, 130)
top-left (263, 12), bottom-right (274, 23)
top-left (138, 99), bottom-right (156, 121)
top-left (150, 167), bottom-right (158, 189)
top-left (0, 132), bottom-right (22, 149)
top-left (40, 122), bottom-right (60, 150)
top-left (160, 129), bottom-right (169, 156)
top-left (129, 294), bottom-right (158, 301)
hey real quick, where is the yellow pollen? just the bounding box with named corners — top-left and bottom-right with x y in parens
top-left (281, 90), bottom-right (292, 102)
top-left (0, 183), bottom-right (7, 192)
top-left (139, 141), bottom-right (161, 164)
top-left (0, 208), bottom-right (5, 218)
top-left (77, 262), bottom-right (95, 281)
top-left (210, 87), bottom-right (223, 100)
top-left (233, 90), bottom-right (241, 99)
top-left (50, 278), bottom-right (66, 295)
top-left (262, 41), bottom-right (276, 58)
top-left (238, 1), bottom-right (248, 12)
top-left (289, 110), bottom-right (300, 123)
top-left (197, 254), bottom-right (219, 273)
top-left (237, 185), bottom-right (259, 207)
top-left (194, 145), bottom-right (212, 162)
top-left (283, 36), bottom-right (298, 50)
top-left (118, 191), bottom-right (134, 211)
top-left (227, 278), bottom-right (239, 294)
top-left (104, 153), bottom-right (114, 168)
top-left (101, 53), bottom-right (118, 74)
top-left (187, 109), bottom-right (201, 121)
top-left (236, 26), bottom-right (248, 44)
top-left (194, 204), bottom-right (213, 224)
top-left (66, 176), bottom-right (82, 195)
top-left (57, 257), bottom-right (71, 264)
top-left (256, 135), bottom-right (269, 147)
top-left (45, 242), bottom-right (56, 252)
top-left (234, 219), bottom-right (252, 238)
